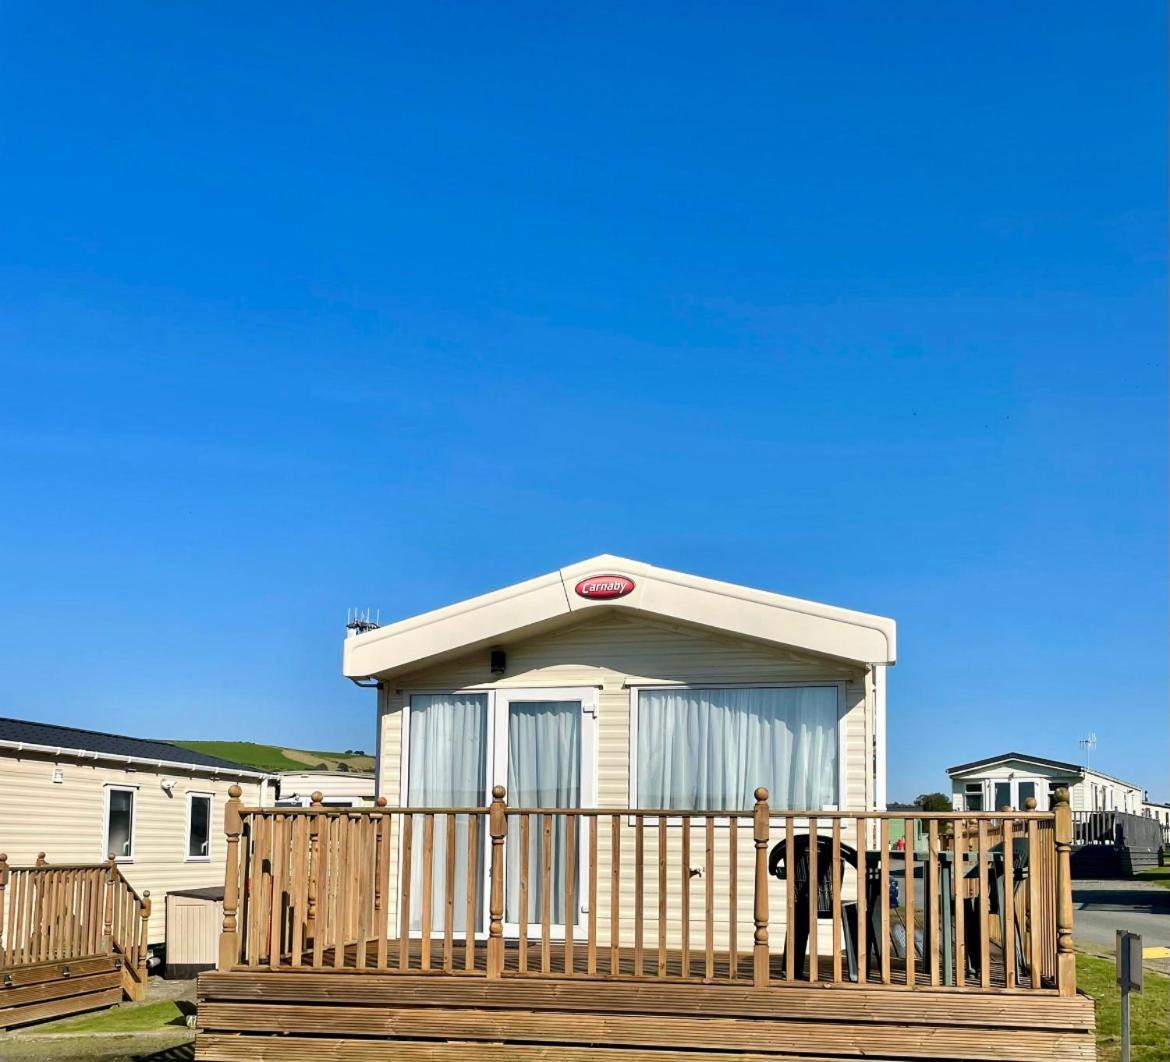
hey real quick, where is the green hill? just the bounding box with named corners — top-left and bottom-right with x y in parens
top-left (171, 740), bottom-right (375, 774)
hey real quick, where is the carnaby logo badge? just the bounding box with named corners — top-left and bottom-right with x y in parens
top-left (574, 575), bottom-right (635, 600)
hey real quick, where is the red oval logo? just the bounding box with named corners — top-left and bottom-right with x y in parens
top-left (574, 575), bottom-right (635, 600)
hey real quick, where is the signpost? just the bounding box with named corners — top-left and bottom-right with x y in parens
top-left (1116, 930), bottom-right (1143, 1062)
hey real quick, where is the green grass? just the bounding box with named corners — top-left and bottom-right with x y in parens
top-left (1077, 952), bottom-right (1170, 1062)
top-left (1136, 865), bottom-right (1170, 889)
top-left (169, 740), bottom-right (375, 774)
top-left (26, 1000), bottom-right (190, 1035)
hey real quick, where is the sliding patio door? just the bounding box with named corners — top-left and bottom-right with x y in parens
top-left (406, 693), bottom-right (488, 934)
top-left (404, 687), bottom-right (595, 940)
top-left (496, 688), bottom-right (596, 938)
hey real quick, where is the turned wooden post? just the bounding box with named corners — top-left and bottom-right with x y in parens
top-left (374, 796), bottom-right (388, 920)
top-left (35, 852), bottom-right (47, 867)
top-left (487, 785), bottom-right (507, 979)
top-left (0, 853), bottom-right (8, 955)
top-left (1053, 785), bottom-right (1076, 995)
top-left (218, 784), bottom-right (243, 970)
top-left (138, 891), bottom-right (152, 980)
top-left (306, 791), bottom-right (323, 943)
top-left (753, 786), bottom-right (770, 987)
top-left (1024, 797), bottom-right (1037, 811)
top-left (102, 855), bottom-right (116, 954)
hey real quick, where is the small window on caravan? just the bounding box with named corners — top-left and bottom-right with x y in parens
top-left (187, 793), bottom-right (212, 860)
top-left (994, 782), bottom-right (1011, 810)
top-left (964, 783), bottom-right (984, 811)
top-left (1017, 781), bottom-right (1037, 809)
top-left (105, 786), bottom-right (136, 861)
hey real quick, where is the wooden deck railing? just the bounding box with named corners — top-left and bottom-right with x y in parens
top-left (217, 784), bottom-right (1077, 996)
top-left (0, 853), bottom-right (151, 998)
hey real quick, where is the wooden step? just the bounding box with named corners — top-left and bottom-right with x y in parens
top-left (195, 1037), bottom-right (934, 1062)
top-left (0, 955), bottom-right (122, 1029)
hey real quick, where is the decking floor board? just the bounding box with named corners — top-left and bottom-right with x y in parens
top-left (242, 928), bottom-right (1038, 991)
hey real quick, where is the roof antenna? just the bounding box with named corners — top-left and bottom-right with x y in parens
top-left (346, 607), bottom-right (381, 638)
top-left (1077, 732), bottom-right (1097, 770)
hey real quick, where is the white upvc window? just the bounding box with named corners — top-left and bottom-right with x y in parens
top-left (186, 792), bottom-right (213, 861)
top-left (104, 785), bottom-right (137, 862)
top-left (629, 683), bottom-right (845, 813)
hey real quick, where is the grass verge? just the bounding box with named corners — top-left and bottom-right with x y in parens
top-left (1078, 952), bottom-right (1170, 1062)
top-left (1137, 865), bottom-right (1170, 889)
top-left (25, 1000), bottom-right (190, 1035)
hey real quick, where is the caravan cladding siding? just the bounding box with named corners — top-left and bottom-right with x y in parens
top-left (377, 611), bottom-right (873, 951)
top-left (0, 750), bottom-right (265, 944)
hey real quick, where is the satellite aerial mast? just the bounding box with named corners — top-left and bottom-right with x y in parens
top-left (1078, 732), bottom-right (1097, 770)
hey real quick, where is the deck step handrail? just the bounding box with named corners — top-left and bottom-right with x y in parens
top-left (216, 784), bottom-right (1077, 996)
top-left (0, 854), bottom-right (150, 1000)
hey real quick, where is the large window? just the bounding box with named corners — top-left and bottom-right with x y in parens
top-left (634, 685), bottom-right (839, 811)
top-left (187, 793), bottom-right (212, 860)
top-left (105, 786), bottom-right (136, 861)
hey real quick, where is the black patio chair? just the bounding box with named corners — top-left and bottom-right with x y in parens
top-left (768, 834), bottom-right (884, 981)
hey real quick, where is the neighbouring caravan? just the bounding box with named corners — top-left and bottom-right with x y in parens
top-left (0, 717), bottom-right (272, 948)
top-left (1142, 798), bottom-right (1170, 830)
top-left (276, 769), bottom-right (376, 807)
top-left (947, 752), bottom-right (1145, 814)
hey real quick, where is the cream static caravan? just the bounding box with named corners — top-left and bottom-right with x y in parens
top-left (276, 769), bottom-right (377, 807)
top-left (0, 717), bottom-right (273, 947)
top-left (196, 561), bottom-right (1096, 1060)
top-left (343, 554), bottom-right (896, 949)
top-left (947, 752), bottom-right (1145, 814)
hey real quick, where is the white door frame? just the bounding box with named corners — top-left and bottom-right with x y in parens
top-left (399, 687), bottom-right (598, 941)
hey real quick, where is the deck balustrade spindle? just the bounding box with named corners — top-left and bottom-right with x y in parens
top-left (0, 853), bottom-right (7, 956)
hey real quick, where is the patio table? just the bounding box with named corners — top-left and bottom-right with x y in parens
top-left (921, 840), bottom-right (1030, 987)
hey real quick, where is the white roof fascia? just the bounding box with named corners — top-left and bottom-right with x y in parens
top-left (947, 756), bottom-right (1085, 780)
top-left (0, 738), bottom-right (275, 781)
top-left (343, 554), bottom-right (896, 681)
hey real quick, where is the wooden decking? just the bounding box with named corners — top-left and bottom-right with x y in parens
top-left (199, 789), bottom-right (1093, 1060)
top-left (196, 967), bottom-right (1096, 1062)
top-left (0, 855), bottom-right (153, 1027)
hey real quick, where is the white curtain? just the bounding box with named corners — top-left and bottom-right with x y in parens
top-left (637, 686), bottom-right (838, 811)
top-left (407, 693), bottom-right (487, 933)
top-left (505, 700), bottom-right (580, 926)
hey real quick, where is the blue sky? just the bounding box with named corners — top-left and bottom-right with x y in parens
top-left (1, 5), bottom-right (1165, 800)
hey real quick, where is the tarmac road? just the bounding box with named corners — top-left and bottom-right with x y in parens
top-left (1072, 877), bottom-right (1170, 955)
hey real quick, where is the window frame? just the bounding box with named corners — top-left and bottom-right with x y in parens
top-left (185, 791), bottom-right (214, 863)
top-left (627, 681), bottom-right (848, 823)
top-left (103, 784), bottom-right (138, 863)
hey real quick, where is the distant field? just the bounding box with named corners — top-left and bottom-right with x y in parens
top-left (171, 740), bottom-right (375, 773)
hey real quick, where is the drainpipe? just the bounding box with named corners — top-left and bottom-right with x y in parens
top-left (873, 664), bottom-right (887, 811)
